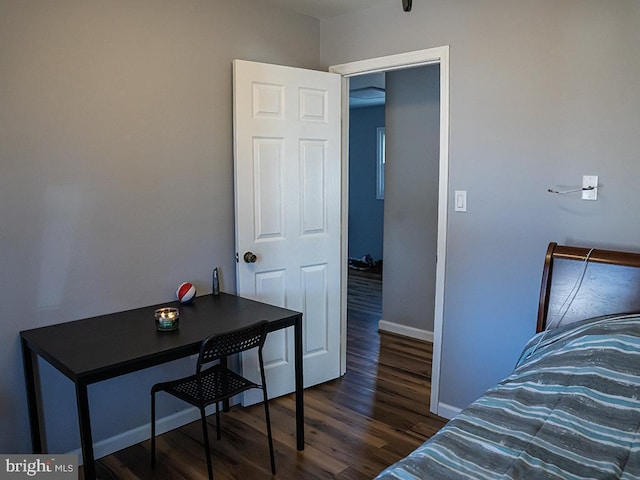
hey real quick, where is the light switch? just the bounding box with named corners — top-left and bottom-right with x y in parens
top-left (454, 190), bottom-right (467, 212)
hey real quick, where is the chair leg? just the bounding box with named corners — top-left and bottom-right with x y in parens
top-left (150, 389), bottom-right (156, 469)
top-left (200, 407), bottom-right (214, 480)
top-left (262, 389), bottom-right (276, 474)
top-left (215, 401), bottom-right (221, 440)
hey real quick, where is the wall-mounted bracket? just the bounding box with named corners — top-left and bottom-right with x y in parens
top-left (582, 175), bottom-right (598, 200)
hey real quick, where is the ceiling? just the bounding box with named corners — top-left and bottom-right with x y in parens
top-left (264, 0), bottom-right (390, 19)
top-left (350, 72), bottom-right (386, 108)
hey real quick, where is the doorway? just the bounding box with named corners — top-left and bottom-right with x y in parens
top-left (330, 46), bottom-right (450, 417)
top-left (347, 72), bottom-right (385, 330)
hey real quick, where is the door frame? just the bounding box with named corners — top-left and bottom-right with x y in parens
top-left (329, 45), bottom-right (450, 416)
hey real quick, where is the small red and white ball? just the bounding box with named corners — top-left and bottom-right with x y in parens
top-left (176, 282), bottom-right (196, 303)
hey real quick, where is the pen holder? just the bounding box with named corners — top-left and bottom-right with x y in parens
top-left (155, 307), bottom-right (180, 331)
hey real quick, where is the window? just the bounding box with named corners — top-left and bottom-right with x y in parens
top-left (376, 127), bottom-right (385, 199)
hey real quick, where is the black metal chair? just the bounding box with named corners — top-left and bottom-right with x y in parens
top-left (150, 320), bottom-right (275, 479)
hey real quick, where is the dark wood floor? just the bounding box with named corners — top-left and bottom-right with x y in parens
top-left (87, 272), bottom-right (447, 479)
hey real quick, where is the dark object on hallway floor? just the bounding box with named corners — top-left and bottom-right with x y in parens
top-left (349, 254), bottom-right (382, 273)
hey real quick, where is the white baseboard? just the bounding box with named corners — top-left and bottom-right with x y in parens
top-left (435, 401), bottom-right (462, 420)
top-left (378, 319), bottom-right (434, 343)
top-left (69, 407), bottom-right (202, 465)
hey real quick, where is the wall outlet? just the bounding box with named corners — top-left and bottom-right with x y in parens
top-left (582, 175), bottom-right (598, 200)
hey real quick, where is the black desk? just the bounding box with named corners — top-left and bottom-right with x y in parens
top-left (20, 293), bottom-right (304, 480)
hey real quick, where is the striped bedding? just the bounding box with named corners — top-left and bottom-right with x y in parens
top-left (375, 314), bottom-right (640, 479)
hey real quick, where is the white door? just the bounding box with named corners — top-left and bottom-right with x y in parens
top-left (233, 60), bottom-right (342, 403)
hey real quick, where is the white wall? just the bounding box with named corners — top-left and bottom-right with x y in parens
top-left (321, 0), bottom-right (640, 412)
top-left (0, 0), bottom-right (319, 455)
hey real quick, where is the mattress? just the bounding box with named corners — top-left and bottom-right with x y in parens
top-left (375, 314), bottom-right (640, 479)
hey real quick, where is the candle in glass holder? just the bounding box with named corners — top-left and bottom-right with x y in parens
top-left (155, 307), bottom-right (179, 331)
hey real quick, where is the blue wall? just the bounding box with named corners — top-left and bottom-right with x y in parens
top-left (348, 105), bottom-right (385, 261)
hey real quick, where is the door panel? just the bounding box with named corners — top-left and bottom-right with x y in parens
top-left (253, 138), bottom-right (285, 239)
top-left (301, 264), bottom-right (329, 355)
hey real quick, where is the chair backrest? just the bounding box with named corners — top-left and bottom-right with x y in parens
top-left (197, 320), bottom-right (268, 371)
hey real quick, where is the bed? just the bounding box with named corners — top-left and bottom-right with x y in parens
top-left (375, 242), bottom-right (640, 479)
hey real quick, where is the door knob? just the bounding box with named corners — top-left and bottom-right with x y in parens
top-left (243, 251), bottom-right (257, 263)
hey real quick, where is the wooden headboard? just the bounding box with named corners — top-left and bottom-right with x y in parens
top-left (537, 242), bottom-right (640, 332)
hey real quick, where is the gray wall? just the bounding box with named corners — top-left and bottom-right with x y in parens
top-left (383, 66), bottom-right (440, 333)
top-left (348, 105), bottom-right (385, 261)
top-left (321, 0), bottom-right (640, 411)
top-left (4, 0), bottom-right (640, 457)
top-left (0, 0), bottom-right (319, 455)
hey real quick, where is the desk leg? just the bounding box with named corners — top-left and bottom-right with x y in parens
top-left (76, 382), bottom-right (96, 480)
top-left (21, 338), bottom-right (43, 453)
top-left (294, 315), bottom-right (304, 450)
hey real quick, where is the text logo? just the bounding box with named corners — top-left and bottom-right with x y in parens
top-left (1, 455), bottom-right (77, 479)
